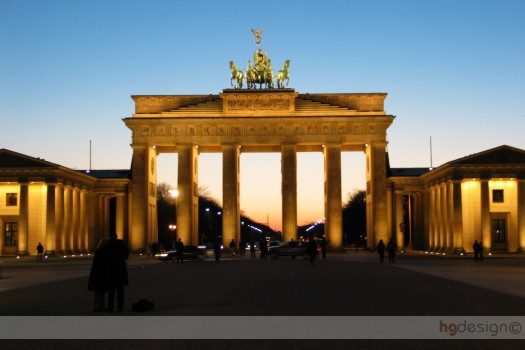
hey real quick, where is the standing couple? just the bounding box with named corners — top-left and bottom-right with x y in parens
top-left (88, 233), bottom-right (129, 312)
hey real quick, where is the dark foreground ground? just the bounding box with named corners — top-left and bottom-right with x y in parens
top-left (1, 251), bottom-right (524, 349)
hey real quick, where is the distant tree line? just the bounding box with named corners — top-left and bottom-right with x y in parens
top-left (157, 183), bottom-right (366, 248)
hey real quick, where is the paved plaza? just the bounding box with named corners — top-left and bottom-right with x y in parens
top-left (1, 251), bottom-right (524, 349)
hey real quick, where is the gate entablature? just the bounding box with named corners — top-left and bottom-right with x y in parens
top-left (131, 90), bottom-right (388, 117)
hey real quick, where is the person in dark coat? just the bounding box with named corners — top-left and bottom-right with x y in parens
top-left (377, 239), bottom-right (386, 263)
top-left (473, 240), bottom-right (481, 260)
top-left (249, 241), bottom-right (256, 259)
top-left (175, 238), bottom-right (184, 264)
top-left (318, 237), bottom-right (327, 259)
top-left (104, 233), bottom-right (129, 312)
top-left (259, 238), bottom-right (268, 259)
top-left (387, 239), bottom-right (396, 263)
top-left (239, 240), bottom-right (247, 256)
top-left (307, 237), bottom-right (318, 265)
top-left (36, 242), bottom-right (44, 261)
top-left (213, 240), bottom-right (222, 262)
top-left (88, 237), bottom-right (110, 312)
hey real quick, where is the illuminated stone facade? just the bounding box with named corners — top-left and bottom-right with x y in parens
top-left (124, 89), bottom-right (394, 252)
top-left (388, 145), bottom-right (525, 253)
top-left (0, 149), bottom-right (130, 256)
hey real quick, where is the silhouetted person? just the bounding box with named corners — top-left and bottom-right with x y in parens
top-left (239, 240), bottom-right (247, 256)
top-left (377, 239), bottom-right (385, 263)
top-left (88, 237), bottom-right (110, 312)
top-left (318, 237), bottom-right (327, 259)
top-left (229, 239), bottom-right (236, 255)
top-left (249, 241), bottom-right (256, 259)
top-left (213, 240), bottom-right (222, 262)
top-left (473, 240), bottom-right (481, 261)
top-left (151, 242), bottom-right (159, 258)
top-left (105, 233), bottom-right (129, 312)
top-left (387, 239), bottom-right (396, 263)
top-left (307, 237), bottom-right (318, 265)
top-left (36, 242), bottom-right (44, 261)
top-left (479, 242), bottom-right (484, 261)
top-left (259, 239), bottom-right (268, 259)
top-left (175, 238), bottom-right (184, 263)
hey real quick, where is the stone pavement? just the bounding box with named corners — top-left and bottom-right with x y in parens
top-left (1, 251), bottom-right (524, 349)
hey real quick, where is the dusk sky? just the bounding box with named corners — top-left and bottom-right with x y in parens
top-left (2, 0), bottom-right (524, 231)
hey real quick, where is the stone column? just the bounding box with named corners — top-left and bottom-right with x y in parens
top-left (79, 189), bottom-right (88, 252)
top-left (324, 144), bottom-right (342, 249)
top-left (365, 143), bottom-right (389, 249)
top-left (63, 185), bottom-right (73, 253)
top-left (178, 144), bottom-right (199, 245)
top-left (116, 192), bottom-right (127, 240)
top-left (222, 144), bottom-right (240, 247)
top-left (480, 179), bottom-right (491, 250)
top-left (440, 183), bottom-right (448, 251)
top-left (428, 186), bottom-right (436, 250)
top-left (72, 187), bottom-right (80, 253)
top-left (45, 183), bottom-right (57, 255)
top-left (281, 144), bottom-right (297, 243)
top-left (452, 180), bottom-right (464, 253)
top-left (18, 181), bottom-right (29, 255)
top-left (394, 192), bottom-right (404, 249)
top-left (55, 183), bottom-right (64, 253)
top-left (517, 179), bottom-right (525, 252)
top-left (130, 145), bottom-right (157, 251)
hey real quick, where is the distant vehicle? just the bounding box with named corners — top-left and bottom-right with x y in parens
top-left (156, 245), bottom-right (206, 262)
top-left (268, 241), bottom-right (309, 258)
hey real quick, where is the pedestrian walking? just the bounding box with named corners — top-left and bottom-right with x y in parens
top-left (213, 240), bottom-right (222, 262)
top-left (229, 239), bottom-right (236, 255)
top-left (318, 236), bottom-right (327, 259)
top-left (239, 240), bottom-right (247, 256)
top-left (473, 240), bottom-right (481, 261)
top-left (377, 239), bottom-right (385, 263)
top-left (387, 239), bottom-right (396, 263)
top-left (175, 238), bottom-right (184, 263)
top-left (259, 239), bottom-right (268, 259)
top-left (249, 241), bottom-right (256, 259)
top-left (307, 237), bottom-right (318, 265)
top-left (36, 242), bottom-right (44, 261)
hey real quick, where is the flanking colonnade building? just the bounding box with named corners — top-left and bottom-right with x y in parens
top-left (1, 90), bottom-right (524, 256)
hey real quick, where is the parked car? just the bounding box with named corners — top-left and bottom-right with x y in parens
top-left (156, 245), bottom-right (206, 262)
top-left (268, 240), bottom-right (309, 258)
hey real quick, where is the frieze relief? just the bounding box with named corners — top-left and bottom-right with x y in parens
top-left (133, 122), bottom-right (386, 139)
top-left (227, 98), bottom-right (290, 110)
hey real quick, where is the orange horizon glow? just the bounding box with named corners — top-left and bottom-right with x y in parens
top-left (157, 152), bottom-right (366, 232)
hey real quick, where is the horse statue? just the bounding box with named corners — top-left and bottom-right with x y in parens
top-left (246, 61), bottom-right (257, 89)
top-left (229, 61), bottom-right (243, 89)
top-left (277, 60), bottom-right (290, 89)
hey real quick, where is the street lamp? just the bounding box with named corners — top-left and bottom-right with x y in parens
top-left (169, 224), bottom-right (177, 249)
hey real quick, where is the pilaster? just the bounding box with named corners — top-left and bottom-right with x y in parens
top-left (178, 144), bottom-right (199, 245)
top-left (281, 144), bottom-right (297, 243)
top-left (17, 181), bottom-right (29, 255)
top-left (365, 143), bottom-right (388, 249)
top-left (222, 144), bottom-right (240, 246)
top-left (45, 182), bottom-right (57, 255)
top-left (324, 144), bottom-right (342, 249)
top-left (480, 179), bottom-right (491, 250)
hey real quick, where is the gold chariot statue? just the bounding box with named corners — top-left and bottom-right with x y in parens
top-left (229, 29), bottom-right (290, 89)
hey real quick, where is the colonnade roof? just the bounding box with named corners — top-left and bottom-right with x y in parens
top-left (388, 145), bottom-right (525, 183)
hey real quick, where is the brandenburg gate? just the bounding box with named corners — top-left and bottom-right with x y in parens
top-left (123, 31), bottom-right (394, 251)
